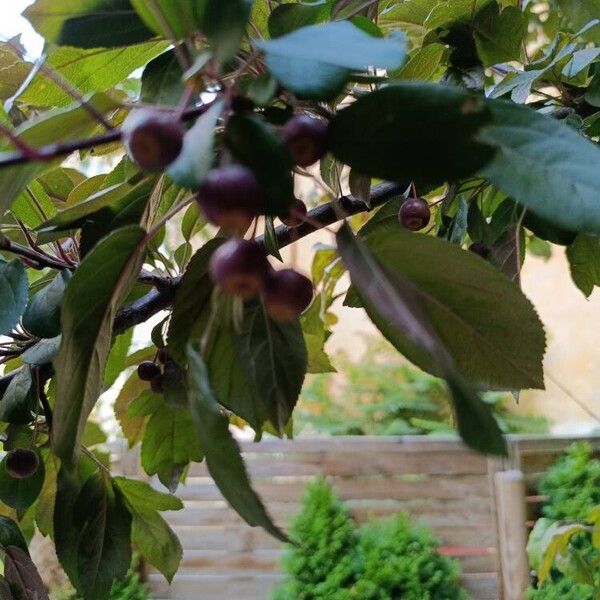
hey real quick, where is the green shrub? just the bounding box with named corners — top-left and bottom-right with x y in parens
top-left (355, 516), bottom-right (468, 600)
top-left (274, 479), bottom-right (467, 600)
top-left (527, 442), bottom-right (600, 598)
top-left (296, 338), bottom-right (548, 437)
top-left (273, 478), bottom-right (360, 600)
top-left (538, 442), bottom-right (600, 521)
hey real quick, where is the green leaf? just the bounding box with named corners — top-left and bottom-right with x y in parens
top-left (566, 234), bottom-right (600, 298)
top-left (0, 367), bottom-right (36, 424)
top-left (329, 83), bottom-right (494, 186)
top-left (337, 224), bottom-right (506, 456)
top-left (22, 337), bottom-right (62, 366)
top-left (557, 0), bottom-right (600, 42)
top-left (350, 224), bottom-right (546, 389)
top-left (255, 21), bottom-right (406, 100)
top-left (0, 43), bottom-right (32, 101)
top-left (167, 238), bottom-right (224, 365)
top-left (424, 0), bottom-right (489, 30)
top-left (187, 345), bottom-right (287, 541)
top-left (203, 0), bottom-right (253, 67)
top-left (130, 0), bottom-right (205, 40)
top-left (224, 113), bottom-right (294, 215)
top-left (0, 516), bottom-right (29, 554)
top-left (73, 473), bottom-right (132, 600)
top-left (393, 43), bottom-right (446, 80)
top-left (24, 0), bottom-right (155, 48)
top-left (167, 101), bottom-right (223, 189)
top-left (268, 3), bottom-right (331, 38)
top-left (141, 49), bottom-right (184, 106)
top-left (23, 270), bottom-right (72, 339)
top-left (0, 260), bottom-right (28, 336)
top-left (3, 545), bottom-right (49, 600)
top-left (19, 41), bottom-right (169, 107)
top-left (114, 372), bottom-right (152, 447)
top-left (52, 226), bottom-right (146, 464)
top-left (141, 403), bottom-right (202, 491)
top-left (479, 99), bottom-right (600, 234)
top-left (104, 329), bottom-right (133, 388)
top-left (0, 448), bottom-right (45, 511)
top-left (114, 477), bottom-right (183, 582)
top-left (473, 3), bottom-right (526, 67)
top-left (264, 216), bottom-right (283, 261)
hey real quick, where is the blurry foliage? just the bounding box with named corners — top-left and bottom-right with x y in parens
top-left (527, 442), bottom-right (600, 598)
top-left (274, 478), bottom-right (467, 600)
top-left (296, 338), bottom-right (549, 437)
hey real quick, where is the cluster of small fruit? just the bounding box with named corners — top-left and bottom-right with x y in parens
top-left (124, 110), bottom-right (327, 323)
top-left (136, 348), bottom-right (169, 393)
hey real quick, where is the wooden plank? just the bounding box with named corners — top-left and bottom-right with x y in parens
top-left (165, 498), bottom-right (493, 528)
top-left (237, 436), bottom-right (469, 453)
top-left (494, 471), bottom-right (530, 600)
top-left (188, 450), bottom-right (488, 478)
top-left (174, 474), bottom-right (491, 502)
top-left (170, 523), bottom-right (496, 552)
top-left (147, 571), bottom-right (498, 600)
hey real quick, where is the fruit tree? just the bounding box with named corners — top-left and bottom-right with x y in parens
top-left (0, 0), bottom-right (599, 597)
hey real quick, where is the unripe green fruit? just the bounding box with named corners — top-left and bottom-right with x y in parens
top-left (5, 449), bottom-right (39, 479)
top-left (123, 109), bottom-right (184, 172)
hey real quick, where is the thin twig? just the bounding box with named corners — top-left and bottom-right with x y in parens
top-left (545, 371), bottom-right (600, 424)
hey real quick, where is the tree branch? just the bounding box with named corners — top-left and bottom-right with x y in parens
top-left (0, 102), bottom-right (215, 169)
top-left (0, 182), bottom-right (404, 389)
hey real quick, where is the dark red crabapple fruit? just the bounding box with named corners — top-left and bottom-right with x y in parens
top-left (150, 375), bottom-right (164, 394)
top-left (5, 448), bottom-right (39, 479)
top-left (209, 239), bottom-right (270, 299)
top-left (263, 269), bottom-right (314, 321)
top-left (123, 110), bottom-right (184, 172)
top-left (137, 361), bottom-right (160, 382)
top-left (280, 199), bottom-right (308, 227)
top-left (399, 198), bottom-right (431, 231)
top-left (281, 115), bottom-right (328, 167)
top-left (197, 165), bottom-right (262, 233)
top-left (157, 348), bottom-right (168, 364)
top-left (469, 242), bottom-right (491, 258)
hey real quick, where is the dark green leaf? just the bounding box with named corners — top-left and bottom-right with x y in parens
top-left (3, 545), bottom-right (49, 600)
top-left (264, 216), bottom-right (283, 261)
top-left (167, 101), bottom-right (223, 189)
top-left (141, 49), bottom-right (184, 106)
top-left (566, 234), bottom-right (600, 298)
top-left (22, 270), bottom-right (72, 339)
top-left (167, 239), bottom-right (224, 365)
top-left (104, 330), bottom-right (133, 388)
top-left (24, 0), bottom-right (155, 48)
top-left (187, 345), bottom-right (287, 540)
top-left (480, 100), bottom-right (600, 233)
top-left (131, 0), bottom-right (205, 40)
top-left (557, 0), bottom-right (600, 42)
top-left (0, 517), bottom-right (29, 554)
top-left (0, 260), bottom-right (28, 336)
top-left (473, 3), bottom-right (526, 66)
top-left (73, 473), bottom-right (132, 600)
top-left (0, 448), bottom-right (45, 511)
top-left (351, 223), bottom-right (546, 389)
top-left (114, 477), bottom-right (183, 582)
top-left (0, 368), bottom-right (36, 425)
top-left (52, 226), bottom-right (146, 463)
top-left (21, 337), bottom-right (61, 366)
top-left (329, 83), bottom-right (494, 186)
top-left (523, 211), bottom-right (577, 246)
top-left (337, 224), bottom-right (506, 455)
top-left (256, 21), bottom-right (406, 100)
top-left (225, 113), bottom-right (294, 215)
top-left (203, 0), bottom-right (253, 67)
top-left (268, 3), bottom-right (330, 38)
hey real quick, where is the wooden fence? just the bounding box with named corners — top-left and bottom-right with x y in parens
top-left (113, 434), bottom-right (600, 600)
